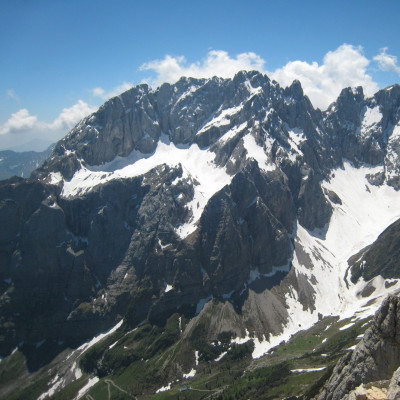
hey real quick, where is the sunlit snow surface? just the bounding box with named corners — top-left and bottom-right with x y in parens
top-left (291, 367), bottom-right (326, 373)
top-left (197, 104), bottom-right (244, 134)
top-left (56, 135), bottom-right (231, 239)
top-left (361, 106), bottom-right (382, 136)
top-left (252, 162), bottom-right (400, 358)
top-left (156, 383), bottom-right (172, 393)
top-left (182, 368), bottom-right (197, 378)
top-left (243, 133), bottom-right (275, 172)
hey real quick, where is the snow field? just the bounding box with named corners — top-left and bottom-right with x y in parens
top-left (55, 135), bottom-right (231, 239)
top-left (251, 162), bottom-right (400, 358)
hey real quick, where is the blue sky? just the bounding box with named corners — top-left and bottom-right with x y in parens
top-left (1, 0), bottom-right (400, 151)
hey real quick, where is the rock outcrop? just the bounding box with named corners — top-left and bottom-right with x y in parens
top-left (318, 295), bottom-right (400, 400)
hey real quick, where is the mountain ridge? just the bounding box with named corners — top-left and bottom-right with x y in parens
top-left (1, 71), bottom-right (400, 399)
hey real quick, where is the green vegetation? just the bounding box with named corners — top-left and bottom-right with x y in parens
top-left (0, 303), bottom-right (374, 400)
top-left (80, 329), bottom-right (125, 374)
top-left (7, 376), bottom-right (49, 400)
top-left (217, 362), bottom-right (291, 400)
top-left (77, 310), bottom-right (372, 399)
top-left (0, 350), bottom-right (26, 386)
top-left (52, 376), bottom-right (88, 400)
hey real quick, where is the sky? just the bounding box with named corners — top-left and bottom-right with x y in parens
top-left (1, 0), bottom-right (400, 151)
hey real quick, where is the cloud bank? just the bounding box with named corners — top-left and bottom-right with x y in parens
top-left (139, 44), bottom-right (391, 110)
top-left (0, 100), bottom-right (97, 151)
top-left (140, 51), bottom-right (266, 85)
top-left (270, 44), bottom-right (379, 109)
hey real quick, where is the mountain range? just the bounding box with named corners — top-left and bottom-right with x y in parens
top-left (0, 146), bottom-right (53, 181)
top-left (1, 70), bottom-right (400, 399)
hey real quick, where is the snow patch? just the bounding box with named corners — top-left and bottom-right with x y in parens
top-left (222, 290), bottom-right (235, 300)
top-left (109, 341), bottom-right (119, 350)
top-left (197, 104), bottom-right (243, 135)
top-left (231, 329), bottom-right (252, 345)
top-left (218, 122), bottom-right (248, 144)
top-left (73, 376), bottom-right (99, 400)
top-left (214, 351), bottom-right (227, 362)
top-left (48, 172), bottom-right (62, 185)
top-left (291, 367), bottom-right (326, 373)
top-left (183, 368), bottom-right (196, 378)
top-left (361, 106), bottom-right (382, 136)
top-left (158, 238), bottom-right (171, 250)
top-left (165, 283), bottom-right (173, 293)
top-left (38, 374), bottom-right (65, 400)
top-left (286, 126), bottom-right (305, 156)
top-left (60, 136), bottom-right (231, 239)
top-left (244, 80), bottom-right (263, 98)
top-left (156, 383), bottom-right (172, 393)
top-left (77, 320), bottom-right (123, 354)
top-left (71, 362), bottom-right (83, 379)
top-left (243, 133), bottom-right (275, 172)
top-left (339, 322), bottom-right (355, 331)
top-left (248, 262), bottom-right (291, 285)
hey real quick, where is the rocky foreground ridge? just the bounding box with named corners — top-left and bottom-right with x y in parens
top-left (319, 295), bottom-right (400, 400)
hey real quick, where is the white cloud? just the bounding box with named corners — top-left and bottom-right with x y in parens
top-left (6, 89), bottom-right (20, 102)
top-left (50, 100), bottom-right (97, 130)
top-left (0, 100), bottom-right (97, 150)
top-left (140, 45), bottom-right (384, 110)
top-left (92, 87), bottom-right (105, 97)
top-left (0, 109), bottom-right (37, 135)
top-left (91, 82), bottom-right (133, 100)
top-left (139, 50), bottom-right (266, 86)
top-left (373, 47), bottom-right (400, 75)
top-left (270, 44), bottom-right (379, 109)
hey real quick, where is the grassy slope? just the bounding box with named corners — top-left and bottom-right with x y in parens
top-left (0, 305), bottom-right (372, 400)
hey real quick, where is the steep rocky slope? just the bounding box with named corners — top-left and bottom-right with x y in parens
top-left (349, 218), bottom-right (400, 284)
top-left (318, 295), bottom-right (400, 400)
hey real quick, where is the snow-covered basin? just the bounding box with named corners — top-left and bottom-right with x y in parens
top-left (52, 135), bottom-right (231, 239)
top-left (251, 162), bottom-right (400, 358)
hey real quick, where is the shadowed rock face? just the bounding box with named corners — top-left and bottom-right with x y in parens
top-left (1, 71), bottom-right (400, 372)
top-left (0, 161), bottom-right (296, 360)
top-left (318, 295), bottom-right (400, 400)
top-left (349, 219), bottom-right (400, 284)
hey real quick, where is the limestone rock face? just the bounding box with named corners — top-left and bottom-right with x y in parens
top-left (318, 296), bottom-right (400, 400)
top-left (297, 167), bottom-right (332, 231)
